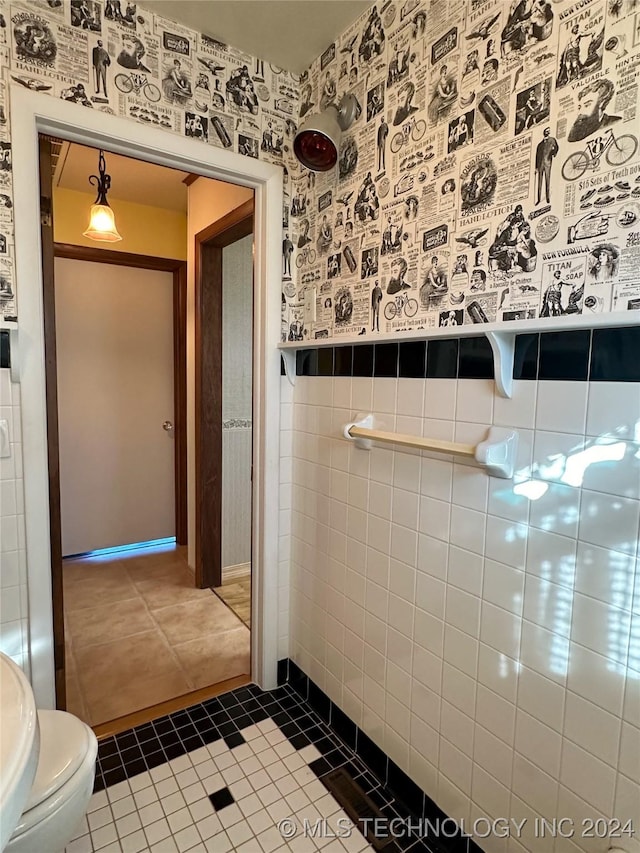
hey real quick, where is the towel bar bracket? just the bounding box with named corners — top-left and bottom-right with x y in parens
top-left (281, 350), bottom-right (296, 387)
top-left (344, 414), bottom-right (519, 479)
top-left (486, 331), bottom-right (515, 399)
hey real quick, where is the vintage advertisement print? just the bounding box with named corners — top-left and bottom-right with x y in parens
top-left (283, 0), bottom-right (640, 338)
top-left (0, 0), bottom-right (300, 321)
top-left (0, 0), bottom-right (639, 334)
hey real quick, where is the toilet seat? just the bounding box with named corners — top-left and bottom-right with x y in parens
top-left (9, 710), bottom-right (97, 840)
top-left (24, 711), bottom-right (93, 812)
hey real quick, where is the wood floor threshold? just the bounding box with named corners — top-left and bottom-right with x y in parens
top-left (92, 674), bottom-right (251, 739)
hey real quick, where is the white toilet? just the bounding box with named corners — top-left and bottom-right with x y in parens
top-left (5, 709), bottom-right (98, 853)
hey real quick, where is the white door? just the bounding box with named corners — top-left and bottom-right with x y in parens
top-left (55, 257), bottom-right (175, 556)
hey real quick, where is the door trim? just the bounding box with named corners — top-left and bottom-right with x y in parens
top-left (10, 85), bottom-right (283, 708)
top-left (194, 200), bottom-right (253, 589)
top-left (53, 244), bottom-right (188, 547)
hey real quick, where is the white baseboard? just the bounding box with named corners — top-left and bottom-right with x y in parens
top-left (222, 562), bottom-right (251, 582)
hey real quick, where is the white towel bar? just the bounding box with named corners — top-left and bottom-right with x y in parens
top-left (343, 415), bottom-right (518, 479)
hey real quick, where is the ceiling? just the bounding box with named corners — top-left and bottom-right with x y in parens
top-left (54, 142), bottom-right (189, 212)
top-left (143, 1), bottom-right (372, 74)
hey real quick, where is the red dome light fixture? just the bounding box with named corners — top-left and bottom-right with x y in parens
top-left (294, 94), bottom-right (358, 172)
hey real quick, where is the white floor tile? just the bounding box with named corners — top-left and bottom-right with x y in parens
top-left (183, 781), bottom-right (206, 805)
top-left (115, 810), bottom-right (142, 838)
top-left (168, 807), bottom-right (193, 834)
top-left (88, 791), bottom-right (109, 813)
top-left (129, 771), bottom-right (153, 792)
top-left (119, 829), bottom-right (147, 853)
top-left (174, 824), bottom-right (201, 852)
top-left (66, 834), bottom-right (93, 853)
top-left (218, 802), bottom-right (244, 829)
top-left (161, 791), bottom-right (187, 816)
top-left (111, 796), bottom-right (137, 820)
top-left (247, 808), bottom-right (273, 835)
top-left (152, 837), bottom-right (179, 853)
top-left (144, 817), bottom-right (171, 846)
top-left (91, 823), bottom-right (119, 851)
top-left (196, 813), bottom-right (223, 842)
top-left (133, 785), bottom-right (158, 809)
top-left (88, 806), bottom-right (113, 832)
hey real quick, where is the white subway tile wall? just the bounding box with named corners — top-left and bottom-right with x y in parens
top-left (0, 369), bottom-right (29, 676)
top-left (289, 373), bottom-right (640, 853)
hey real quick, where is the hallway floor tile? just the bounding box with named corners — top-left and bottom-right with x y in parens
top-left (64, 545), bottom-right (250, 727)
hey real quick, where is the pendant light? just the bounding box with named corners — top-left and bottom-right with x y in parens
top-left (82, 149), bottom-right (122, 242)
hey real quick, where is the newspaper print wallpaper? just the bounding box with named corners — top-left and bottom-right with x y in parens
top-left (281, 0), bottom-right (640, 343)
top-left (0, 0), bottom-right (300, 322)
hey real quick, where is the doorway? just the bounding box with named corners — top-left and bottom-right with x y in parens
top-left (40, 137), bottom-right (256, 730)
top-left (12, 85), bottom-right (282, 712)
top-left (196, 201), bottom-right (254, 630)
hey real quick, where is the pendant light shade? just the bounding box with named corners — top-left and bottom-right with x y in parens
top-left (82, 149), bottom-right (122, 242)
top-left (83, 203), bottom-right (122, 242)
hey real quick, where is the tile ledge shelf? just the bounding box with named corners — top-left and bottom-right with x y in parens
top-left (279, 312), bottom-right (640, 396)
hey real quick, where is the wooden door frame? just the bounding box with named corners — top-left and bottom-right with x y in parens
top-left (44, 237), bottom-right (187, 709)
top-left (194, 199), bottom-right (253, 589)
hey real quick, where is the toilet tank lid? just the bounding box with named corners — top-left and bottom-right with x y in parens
top-left (24, 711), bottom-right (94, 811)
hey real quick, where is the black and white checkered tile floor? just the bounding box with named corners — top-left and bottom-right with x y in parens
top-left (65, 682), bottom-right (464, 853)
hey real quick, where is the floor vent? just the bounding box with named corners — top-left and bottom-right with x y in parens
top-left (322, 767), bottom-right (395, 852)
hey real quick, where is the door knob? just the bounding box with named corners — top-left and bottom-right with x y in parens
top-left (162, 421), bottom-right (174, 432)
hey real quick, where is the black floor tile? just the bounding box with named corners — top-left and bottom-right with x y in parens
top-left (163, 742), bottom-right (187, 761)
top-left (134, 723), bottom-right (156, 742)
top-left (280, 721), bottom-right (301, 739)
top-left (290, 733), bottom-right (311, 750)
top-left (116, 732), bottom-right (137, 751)
top-left (210, 710), bottom-right (230, 726)
top-left (123, 757), bottom-right (146, 778)
top-left (200, 728), bottom-right (220, 746)
top-left (208, 787), bottom-right (235, 811)
top-left (183, 735), bottom-right (204, 752)
top-left (224, 732), bottom-right (246, 749)
top-left (248, 708), bottom-right (269, 724)
top-left (144, 750), bottom-right (166, 770)
top-left (170, 710), bottom-right (191, 728)
top-left (99, 752), bottom-right (123, 772)
top-left (187, 704), bottom-right (209, 721)
top-left (102, 766), bottom-right (127, 787)
top-left (98, 738), bottom-right (118, 757)
top-left (309, 756), bottom-right (333, 777)
top-left (153, 718), bottom-right (175, 736)
top-left (218, 692), bottom-right (241, 709)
